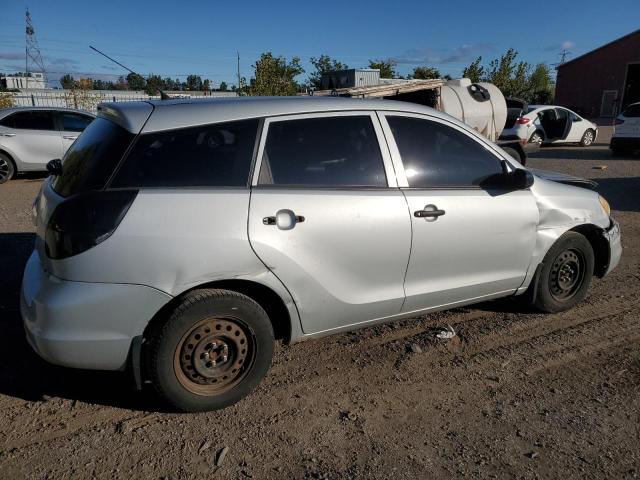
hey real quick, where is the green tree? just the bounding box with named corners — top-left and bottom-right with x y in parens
top-left (126, 72), bottom-right (146, 90)
top-left (202, 79), bottom-right (210, 92)
top-left (145, 74), bottom-right (164, 95)
top-left (219, 81), bottom-right (228, 92)
top-left (308, 54), bottom-right (348, 88)
top-left (485, 48), bottom-right (530, 98)
top-left (527, 63), bottom-right (554, 104)
top-left (409, 66), bottom-right (441, 80)
top-left (462, 56), bottom-right (484, 83)
top-left (186, 75), bottom-right (203, 91)
top-left (250, 52), bottom-right (304, 96)
top-left (368, 59), bottom-right (397, 78)
top-left (60, 74), bottom-right (75, 89)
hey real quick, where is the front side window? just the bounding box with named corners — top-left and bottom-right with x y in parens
top-left (258, 115), bottom-right (387, 187)
top-left (387, 115), bottom-right (504, 188)
top-left (0, 111), bottom-right (55, 131)
top-left (111, 119), bottom-right (259, 188)
top-left (59, 112), bottom-right (94, 132)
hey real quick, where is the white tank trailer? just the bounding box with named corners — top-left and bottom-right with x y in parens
top-left (440, 78), bottom-right (507, 142)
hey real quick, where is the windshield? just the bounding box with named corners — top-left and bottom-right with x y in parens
top-left (52, 117), bottom-right (135, 197)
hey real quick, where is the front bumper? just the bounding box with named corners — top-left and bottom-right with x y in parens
top-left (603, 219), bottom-right (622, 276)
top-left (21, 251), bottom-right (171, 371)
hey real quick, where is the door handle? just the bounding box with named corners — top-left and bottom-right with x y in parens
top-left (263, 209), bottom-right (305, 230)
top-left (414, 204), bottom-right (446, 220)
top-left (1, 133), bottom-right (16, 137)
top-left (63, 135), bottom-right (77, 140)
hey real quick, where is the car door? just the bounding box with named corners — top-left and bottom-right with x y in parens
top-left (0, 110), bottom-right (63, 170)
top-left (379, 112), bottom-right (539, 313)
top-left (564, 110), bottom-right (585, 142)
top-left (56, 111), bottom-right (94, 153)
top-left (248, 112), bottom-right (412, 334)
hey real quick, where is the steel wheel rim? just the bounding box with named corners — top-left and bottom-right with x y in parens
top-left (531, 133), bottom-right (542, 144)
top-left (0, 157), bottom-right (9, 181)
top-left (173, 317), bottom-right (255, 396)
top-left (583, 131), bottom-right (593, 145)
top-left (549, 249), bottom-right (585, 301)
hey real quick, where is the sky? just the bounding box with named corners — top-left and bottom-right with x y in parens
top-left (1, 0), bottom-right (639, 88)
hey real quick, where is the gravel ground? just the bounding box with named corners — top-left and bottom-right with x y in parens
top-left (0, 135), bottom-right (638, 479)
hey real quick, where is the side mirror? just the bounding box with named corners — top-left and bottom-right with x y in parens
top-left (46, 159), bottom-right (63, 176)
top-left (508, 168), bottom-right (534, 190)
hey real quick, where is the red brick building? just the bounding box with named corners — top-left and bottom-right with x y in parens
top-left (555, 30), bottom-right (640, 118)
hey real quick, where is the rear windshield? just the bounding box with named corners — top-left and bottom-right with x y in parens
top-left (52, 118), bottom-right (134, 197)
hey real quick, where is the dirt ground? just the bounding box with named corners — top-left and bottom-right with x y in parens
top-left (1, 132), bottom-right (639, 479)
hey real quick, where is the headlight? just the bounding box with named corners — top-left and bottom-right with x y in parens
top-left (599, 195), bottom-right (611, 216)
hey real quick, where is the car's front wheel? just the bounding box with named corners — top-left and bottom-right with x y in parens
top-left (146, 289), bottom-right (274, 412)
top-left (0, 153), bottom-right (15, 184)
top-left (532, 232), bottom-right (594, 313)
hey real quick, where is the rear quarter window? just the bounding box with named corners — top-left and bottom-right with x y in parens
top-left (52, 118), bottom-right (134, 197)
top-left (111, 119), bottom-right (259, 188)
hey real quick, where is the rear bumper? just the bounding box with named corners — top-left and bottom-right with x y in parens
top-left (21, 250), bottom-right (171, 370)
top-left (610, 137), bottom-right (640, 150)
top-left (603, 219), bottom-right (622, 276)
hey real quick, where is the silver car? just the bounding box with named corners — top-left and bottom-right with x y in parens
top-left (21, 97), bottom-right (621, 412)
top-left (0, 107), bottom-right (94, 183)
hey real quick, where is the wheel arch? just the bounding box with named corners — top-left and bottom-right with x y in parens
top-left (0, 148), bottom-right (17, 169)
top-left (569, 223), bottom-right (610, 278)
top-left (142, 279), bottom-right (295, 344)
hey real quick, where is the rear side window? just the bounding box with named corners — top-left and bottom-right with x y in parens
top-left (0, 111), bottom-right (55, 130)
top-left (387, 115), bottom-right (504, 188)
top-left (259, 115), bottom-right (386, 187)
top-left (622, 104), bottom-right (640, 117)
top-left (52, 118), bottom-right (134, 197)
top-left (111, 119), bottom-right (259, 188)
top-left (59, 112), bottom-right (93, 132)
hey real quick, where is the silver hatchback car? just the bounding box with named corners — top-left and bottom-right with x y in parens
top-left (22, 97), bottom-right (621, 411)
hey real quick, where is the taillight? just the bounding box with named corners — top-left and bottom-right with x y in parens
top-left (613, 118), bottom-right (624, 125)
top-left (516, 117), bottom-right (531, 125)
top-left (45, 190), bottom-right (137, 259)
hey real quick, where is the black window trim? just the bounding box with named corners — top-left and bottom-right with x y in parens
top-left (251, 110), bottom-right (396, 190)
top-left (379, 110), bottom-right (512, 191)
top-left (54, 110), bottom-right (95, 132)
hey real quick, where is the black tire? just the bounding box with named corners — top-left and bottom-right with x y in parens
top-left (0, 152), bottom-right (15, 184)
top-left (146, 289), bottom-right (274, 412)
top-left (579, 129), bottom-right (595, 147)
top-left (611, 147), bottom-right (628, 157)
top-left (532, 232), bottom-right (594, 313)
top-left (529, 131), bottom-right (544, 145)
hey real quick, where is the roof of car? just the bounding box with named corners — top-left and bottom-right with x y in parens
top-left (97, 96), bottom-right (452, 134)
top-left (0, 106), bottom-right (94, 118)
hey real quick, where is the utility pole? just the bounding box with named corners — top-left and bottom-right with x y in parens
top-left (237, 51), bottom-right (241, 96)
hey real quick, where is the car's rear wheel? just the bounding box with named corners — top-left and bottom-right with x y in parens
top-left (531, 232), bottom-right (594, 313)
top-left (146, 289), bottom-right (274, 412)
top-left (529, 131), bottom-right (544, 145)
top-left (580, 129), bottom-right (595, 147)
top-left (0, 153), bottom-right (15, 184)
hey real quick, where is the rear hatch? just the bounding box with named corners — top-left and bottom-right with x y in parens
top-left (504, 98), bottom-right (528, 130)
top-left (35, 103), bottom-right (152, 275)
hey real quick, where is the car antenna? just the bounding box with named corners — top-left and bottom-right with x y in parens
top-left (89, 45), bottom-right (171, 100)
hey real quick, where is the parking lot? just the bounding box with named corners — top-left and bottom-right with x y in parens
top-left (0, 131), bottom-right (638, 479)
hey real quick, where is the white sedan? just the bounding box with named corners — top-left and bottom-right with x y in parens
top-left (503, 105), bottom-right (598, 147)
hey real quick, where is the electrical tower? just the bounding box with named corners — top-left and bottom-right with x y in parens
top-left (25, 8), bottom-right (47, 88)
top-left (558, 49), bottom-right (572, 65)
